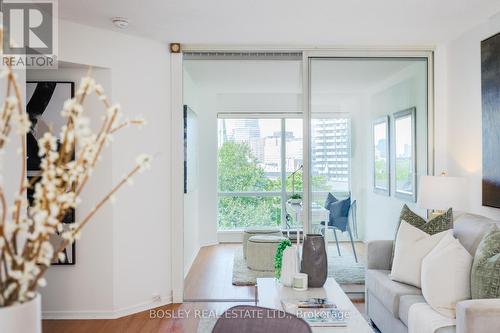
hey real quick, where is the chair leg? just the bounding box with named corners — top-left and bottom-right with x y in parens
top-left (347, 226), bottom-right (358, 263)
top-left (332, 228), bottom-right (341, 256)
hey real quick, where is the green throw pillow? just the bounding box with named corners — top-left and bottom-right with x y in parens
top-left (391, 205), bottom-right (453, 264)
top-left (399, 204), bottom-right (453, 234)
top-left (471, 225), bottom-right (500, 299)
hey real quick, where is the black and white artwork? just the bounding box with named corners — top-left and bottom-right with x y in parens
top-left (481, 33), bottom-right (500, 209)
top-left (26, 81), bottom-right (76, 265)
top-left (184, 105), bottom-right (199, 194)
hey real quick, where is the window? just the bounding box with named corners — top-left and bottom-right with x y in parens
top-left (217, 117), bottom-right (303, 230)
top-left (310, 116), bottom-right (352, 206)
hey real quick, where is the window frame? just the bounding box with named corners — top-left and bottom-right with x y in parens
top-left (217, 112), bottom-right (352, 230)
top-left (217, 113), bottom-right (301, 230)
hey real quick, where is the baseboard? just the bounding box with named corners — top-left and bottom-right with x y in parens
top-left (42, 296), bottom-right (172, 320)
top-left (42, 309), bottom-right (117, 320)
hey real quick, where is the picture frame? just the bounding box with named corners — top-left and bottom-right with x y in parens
top-left (393, 107), bottom-right (417, 202)
top-left (481, 32), bottom-right (500, 208)
top-left (373, 116), bottom-right (390, 195)
top-left (26, 81), bottom-right (76, 265)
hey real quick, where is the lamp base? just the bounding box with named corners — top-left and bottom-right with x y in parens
top-left (430, 210), bottom-right (446, 219)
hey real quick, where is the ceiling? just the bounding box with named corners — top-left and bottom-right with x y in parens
top-left (59, 0), bottom-right (500, 45)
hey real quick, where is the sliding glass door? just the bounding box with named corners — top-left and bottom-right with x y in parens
top-left (182, 53), bottom-right (303, 301)
top-left (306, 56), bottom-right (430, 243)
top-left (179, 50), bottom-right (433, 301)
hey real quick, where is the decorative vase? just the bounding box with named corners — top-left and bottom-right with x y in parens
top-left (0, 294), bottom-right (41, 333)
top-left (280, 245), bottom-right (299, 287)
top-left (301, 234), bottom-right (328, 287)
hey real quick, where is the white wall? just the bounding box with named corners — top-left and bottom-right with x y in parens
top-left (32, 20), bottom-right (172, 318)
top-left (182, 71), bottom-right (200, 275)
top-left (27, 67), bottom-right (116, 316)
top-left (185, 83), bottom-right (218, 248)
top-left (435, 14), bottom-right (500, 220)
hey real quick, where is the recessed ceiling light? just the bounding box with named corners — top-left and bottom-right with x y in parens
top-left (112, 17), bottom-right (129, 29)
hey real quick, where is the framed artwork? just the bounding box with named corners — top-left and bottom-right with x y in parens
top-left (373, 116), bottom-right (390, 195)
top-left (184, 105), bottom-right (198, 194)
top-left (393, 107), bottom-right (416, 202)
top-left (26, 81), bottom-right (76, 265)
top-left (481, 32), bottom-right (500, 208)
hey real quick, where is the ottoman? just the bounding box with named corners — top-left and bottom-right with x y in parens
top-left (243, 227), bottom-right (282, 258)
top-left (246, 235), bottom-right (287, 271)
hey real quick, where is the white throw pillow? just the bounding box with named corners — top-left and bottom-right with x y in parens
top-left (390, 221), bottom-right (451, 287)
top-left (421, 233), bottom-right (473, 318)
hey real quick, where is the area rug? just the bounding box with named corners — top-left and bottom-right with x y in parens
top-left (232, 247), bottom-right (365, 286)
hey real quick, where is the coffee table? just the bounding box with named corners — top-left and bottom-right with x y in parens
top-left (256, 278), bottom-right (372, 332)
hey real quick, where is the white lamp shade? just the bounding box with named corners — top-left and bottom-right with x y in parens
top-left (417, 176), bottom-right (467, 210)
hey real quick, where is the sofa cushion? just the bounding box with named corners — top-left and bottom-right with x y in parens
top-left (471, 225), bottom-right (500, 299)
top-left (391, 222), bottom-right (451, 287)
top-left (421, 234), bottom-right (472, 318)
top-left (391, 205), bottom-right (453, 263)
top-left (366, 269), bottom-right (422, 318)
top-left (454, 214), bottom-right (500, 256)
top-left (399, 204), bottom-right (453, 234)
top-left (324, 192), bottom-right (338, 210)
top-left (399, 294), bottom-right (426, 326)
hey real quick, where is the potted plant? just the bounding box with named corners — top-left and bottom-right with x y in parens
top-left (0, 62), bottom-right (149, 332)
top-left (288, 193), bottom-right (302, 205)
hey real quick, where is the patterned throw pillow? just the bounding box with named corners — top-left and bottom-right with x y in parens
top-left (391, 205), bottom-right (454, 265)
top-left (399, 204), bottom-right (453, 234)
top-left (471, 225), bottom-right (500, 299)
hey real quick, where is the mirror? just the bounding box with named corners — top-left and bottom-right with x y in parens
top-left (373, 116), bottom-right (390, 195)
top-left (393, 107), bottom-right (416, 202)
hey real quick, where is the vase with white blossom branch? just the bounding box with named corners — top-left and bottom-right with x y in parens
top-left (0, 62), bottom-right (151, 307)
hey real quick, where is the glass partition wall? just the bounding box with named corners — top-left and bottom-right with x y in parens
top-left (182, 53), bottom-right (303, 301)
top-left (308, 57), bottom-right (429, 246)
top-left (182, 51), bottom-right (431, 300)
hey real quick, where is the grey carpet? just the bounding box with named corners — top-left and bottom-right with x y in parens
top-left (232, 247), bottom-right (365, 286)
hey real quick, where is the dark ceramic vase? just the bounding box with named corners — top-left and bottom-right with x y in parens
top-left (301, 234), bottom-right (327, 287)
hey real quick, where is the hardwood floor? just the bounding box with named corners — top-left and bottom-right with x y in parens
top-left (43, 302), bottom-right (252, 333)
top-left (184, 244), bottom-right (256, 301)
top-left (43, 242), bottom-right (366, 333)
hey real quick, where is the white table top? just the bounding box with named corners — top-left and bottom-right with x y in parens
top-left (256, 278), bottom-right (372, 333)
top-left (286, 202), bottom-right (329, 220)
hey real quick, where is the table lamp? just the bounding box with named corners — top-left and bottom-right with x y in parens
top-left (417, 174), bottom-right (467, 216)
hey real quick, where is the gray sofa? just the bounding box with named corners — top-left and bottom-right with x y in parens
top-left (366, 213), bottom-right (500, 333)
